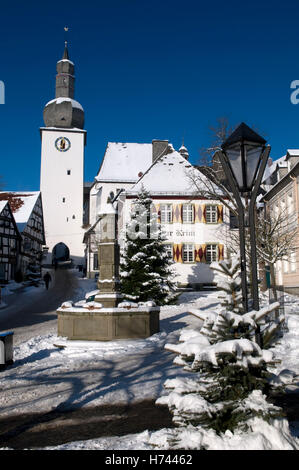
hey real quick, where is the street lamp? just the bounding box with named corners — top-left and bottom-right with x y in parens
top-left (221, 123), bottom-right (267, 193)
top-left (215, 123), bottom-right (271, 319)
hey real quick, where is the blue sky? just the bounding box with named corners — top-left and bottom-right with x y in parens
top-left (1, 0), bottom-right (299, 190)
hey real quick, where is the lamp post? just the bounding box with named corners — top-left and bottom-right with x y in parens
top-left (214, 123), bottom-right (271, 319)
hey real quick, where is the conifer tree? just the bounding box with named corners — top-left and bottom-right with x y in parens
top-left (211, 257), bottom-right (285, 348)
top-left (120, 187), bottom-right (177, 305)
top-left (152, 257), bottom-right (295, 448)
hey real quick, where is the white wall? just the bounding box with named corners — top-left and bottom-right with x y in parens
top-left (40, 128), bottom-right (86, 264)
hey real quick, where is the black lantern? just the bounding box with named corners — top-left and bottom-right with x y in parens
top-left (221, 122), bottom-right (266, 193)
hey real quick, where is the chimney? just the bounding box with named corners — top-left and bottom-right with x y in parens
top-left (152, 140), bottom-right (169, 163)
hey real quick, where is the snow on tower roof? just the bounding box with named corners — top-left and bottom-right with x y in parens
top-left (95, 142), bottom-right (153, 183)
top-left (126, 150), bottom-right (217, 195)
top-left (44, 97), bottom-right (84, 111)
top-left (0, 191), bottom-right (40, 232)
top-left (57, 58), bottom-right (74, 66)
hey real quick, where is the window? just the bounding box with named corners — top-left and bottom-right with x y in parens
top-left (206, 244), bottom-right (218, 264)
top-left (288, 192), bottom-right (294, 216)
top-left (0, 263), bottom-right (6, 281)
top-left (290, 250), bottom-right (296, 272)
top-left (160, 204), bottom-right (172, 223)
top-left (62, 198), bottom-right (65, 203)
top-left (281, 199), bottom-right (286, 213)
top-left (183, 243), bottom-right (194, 262)
top-left (164, 243), bottom-right (173, 259)
top-left (182, 204), bottom-right (194, 223)
top-left (206, 205), bottom-right (218, 224)
top-left (229, 211), bottom-right (239, 229)
top-left (283, 258), bottom-right (289, 273)
top-left (67, 170), bottom-right (71, 175)
top-left (93, 253), bottom-right (98, 270)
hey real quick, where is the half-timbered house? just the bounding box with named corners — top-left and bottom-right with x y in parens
top-left (0, 201), bottom-right (21, 283)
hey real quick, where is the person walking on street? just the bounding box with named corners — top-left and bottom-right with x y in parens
top-left (43, 272), bottom-right (52, 290)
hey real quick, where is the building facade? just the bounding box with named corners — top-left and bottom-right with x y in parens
top-left (0, 192), bottom-right (46, 280)
top-left (0, 201), bottom-right (21, 283)
top-left (263, 157), bottom-right (299, 294)
top-left (119, 146), bottom-right (229, 287)
top-left (86, 140), bottom-right (231, 286)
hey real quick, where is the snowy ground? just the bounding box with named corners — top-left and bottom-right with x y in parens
top-left (0, 281), bottom-right (299, 450)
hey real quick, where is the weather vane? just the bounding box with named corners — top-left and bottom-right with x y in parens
top-left (64, 26), bottom-right (69, 46)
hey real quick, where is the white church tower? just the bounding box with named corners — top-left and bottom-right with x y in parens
top-left (40, 42), bottom-right (86, 266)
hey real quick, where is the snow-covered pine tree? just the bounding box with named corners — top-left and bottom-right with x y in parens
top-left (210, 257), bottom-right (243, 314)
top-left (120, 187), bottom-right (178, 305)
top-left (208, 257), bottom-right (284, 348)
top-left (150, 258), bottom-right (297, 449)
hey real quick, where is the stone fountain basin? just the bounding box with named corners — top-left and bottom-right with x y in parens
top-left (56, 305), bottom-right (160, 341)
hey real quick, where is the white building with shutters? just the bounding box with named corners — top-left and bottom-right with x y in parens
top-left (86, 139), bottom-right (231, 287)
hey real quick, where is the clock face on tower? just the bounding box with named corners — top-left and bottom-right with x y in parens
top-left (55, 136), bottom-right (71, 152)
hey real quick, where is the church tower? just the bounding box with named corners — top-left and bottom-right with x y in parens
top-left (40, 42), bottom-right (86, 266)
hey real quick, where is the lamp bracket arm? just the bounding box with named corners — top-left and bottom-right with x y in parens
top-left (249, 145), bottom-right (271, 214)
top-left (215, 150), bottom-right (245, 216)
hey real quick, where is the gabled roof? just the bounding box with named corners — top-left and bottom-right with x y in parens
top-left (286, 149), bottom-right (299, 158)
top-left (0, 191), bottom-right (40, 232)
top-left (95, 142), bottom-right (153, 183)
top-left (126, 149), bottom-right (217, 196)
top-left (262, 155), bottom-right (287, 183)
top-left (0, 200), bottom-right (21, 238)
top-left (263, 159), bottom-right (299, 201)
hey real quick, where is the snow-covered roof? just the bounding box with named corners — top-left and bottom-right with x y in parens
top-left (126, 150), bottom-right (211, 195)
top-left (262, 155), bottom-right (287, 183)
top-left (96, 142), bottom-right (153, 183)
top-left (0, 201), bottom-right (8, 213)
top-left (287, 149), bottom-right (299, 157)
top-left (57, 58), bottom-right (74, 66)
top-left (44, 97), bottom-right (84, 111)
top-left (0, 191), bottom-right (40, 232)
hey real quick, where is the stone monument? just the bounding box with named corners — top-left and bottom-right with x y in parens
top-left (94, 201), bottom-right (123, 308)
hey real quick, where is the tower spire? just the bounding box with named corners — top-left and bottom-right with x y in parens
top-left (43, 31), bottom-right (84, 129)
top-left (63, 26), bottom-right (69, 60)
top-left (62, 40), bottom-right (69, 60)
top-left (55, 35), bottom-right (74, 99)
